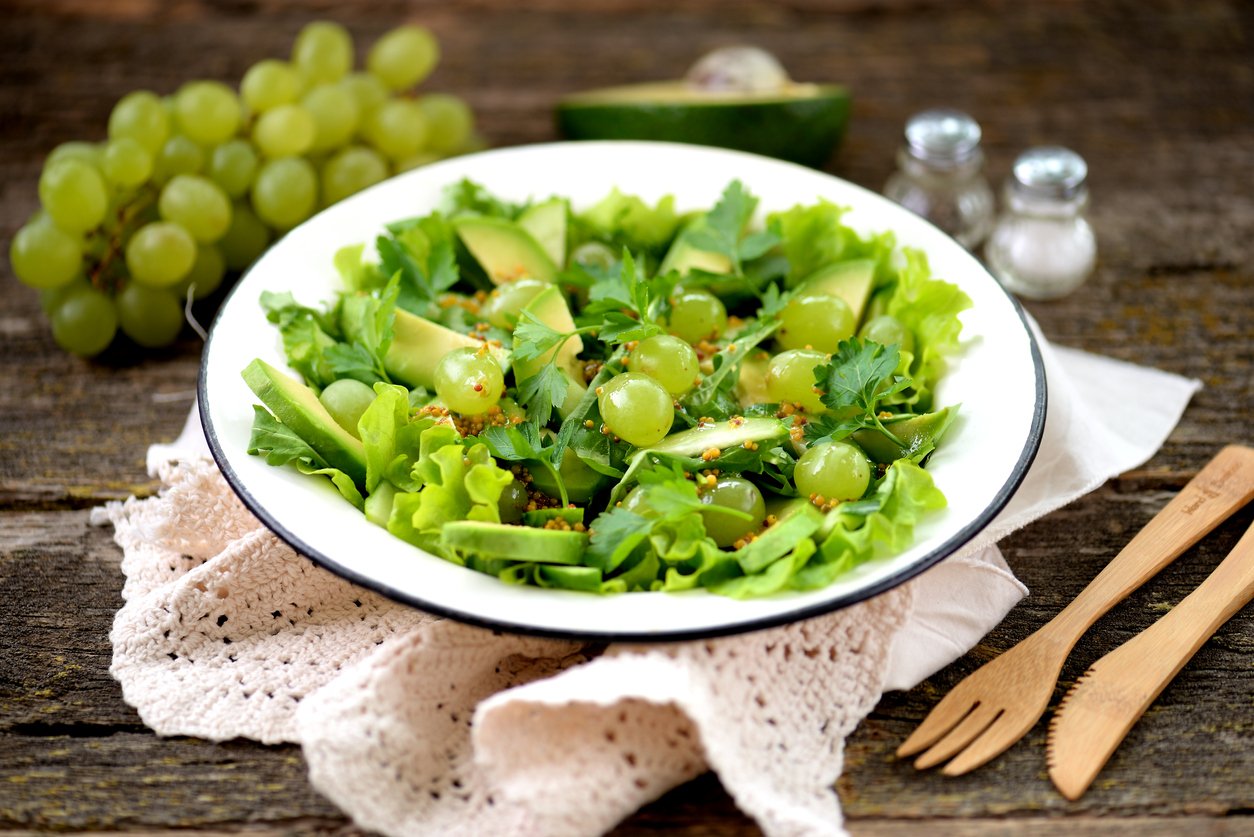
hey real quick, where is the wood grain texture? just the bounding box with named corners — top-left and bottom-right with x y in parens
top-left (1, 0), bottom-right (1251, 834)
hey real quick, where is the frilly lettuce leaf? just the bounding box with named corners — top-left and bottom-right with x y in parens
top-left (357, 382), bottom-right (438, 493)
top-left (884, 249), bottom-right (972, 410)
top-left (791, 459), bottom-right (947, 591)
top-left (386, 428), bottom-right (514, 557)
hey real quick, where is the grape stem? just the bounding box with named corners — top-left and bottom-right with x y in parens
top-left (87, 184), bottom-right (158, 294)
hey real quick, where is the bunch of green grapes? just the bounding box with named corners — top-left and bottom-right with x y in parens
top-left (9, 21), bottom-right (482, 357)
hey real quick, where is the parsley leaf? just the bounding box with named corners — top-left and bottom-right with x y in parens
top-left (683, 181), bottom-right (781, 275)
top-left (516, 362), bottom-right (570, 427)
top-left (806, 338), bottom-right (913, 446)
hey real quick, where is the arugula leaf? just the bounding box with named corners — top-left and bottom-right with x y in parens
top-left (259, 291), bottom-right (341, 389)
top-left (681, 316), bottom-right (780, 420)
top-left (332, 274), bottom-right (400, 385)
top-left (246, 406), bottom-right (364, 509)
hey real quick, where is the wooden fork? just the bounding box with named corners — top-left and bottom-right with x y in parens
top-left (896, 444), bottom-right (1254, 775)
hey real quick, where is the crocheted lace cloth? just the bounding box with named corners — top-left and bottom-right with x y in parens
top-left (93, 335), bottom-right (1199, 837)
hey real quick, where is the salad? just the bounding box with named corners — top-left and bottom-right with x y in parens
top-left (243, 179), bottom-right (971, 598)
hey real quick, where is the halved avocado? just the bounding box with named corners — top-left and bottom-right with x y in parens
top-left (556, 81), bottom-right (851, 168)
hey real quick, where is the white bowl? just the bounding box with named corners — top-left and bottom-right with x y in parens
top-left (200, 140), bottom-right (1045, 640)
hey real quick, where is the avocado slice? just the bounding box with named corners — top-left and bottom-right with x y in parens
top-left (511, 285), bottom-right (586, 417)
top-left (242, 358), bottom-right (368, 486)
top-left (455, 217), bottom-right (557, 284)
top-left (851, 407), bottom-right (957, 464)
top-left (441, 520), bottom-right (588, 565)
top-left (659, 221), bottom-right (733, 278)
top-left (516, 198), bottom-right (568, 268)
top-left (556, 81), bottom-right (851, 168)
top-left (735, 348), bottom-right (772, 407)
top-left (386, 307), bottom-right (507, 391)
top-left (796, 259), bottom-right (876, 327)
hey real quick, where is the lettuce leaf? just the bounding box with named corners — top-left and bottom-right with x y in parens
top-left (386, 429), bottom-right (514, 557)
top-left (578, 188), bottom-right (683, 254)
top-left (884, 249), bottom-right (972, 410)
top-left (246, 406), bottom-right (364, 509)
top-left (790, 459), bottom-right (947, 591)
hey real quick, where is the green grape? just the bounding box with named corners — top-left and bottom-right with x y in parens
top-left (794, 441), bottom-right (871, 503)
top-left (292, 21), bottom-right (353, 86)
top-left (629, 334), bottom-right (700, 395)
top-left (116, 282), bottom-right (184, 348)
top-left (39, 159), bottom-right (108, 233)
top-left (46, 141), bottom-right (103, 171)
top-left (361, 99), bottom-right (427, 161)
top-left (174, 81), bottom-right (242, 146)
top-left (153, 135), bottom-right (205, 183)
top-left (125, 221), bottom-right (197, 288)
top-left (318, 378), bottom-right (377, 437)
top-left (251, 103), bottom-right (316, 157)
top-left (217, 201), bottom-right (272, 269)
top-left (367, 25), bottom-right (439, 91)
top-left (50, 285), bottom-right (117, 357)
top-left (10, 216), bottom-right (81, 289)
top-left (698, 476), bottom-right (766, 547)
top-left (101, 137), bottom-right (153, 187)
top-left (776, 293), bottom-right (855, 353)
top-left (480, 277), bottom-right (548, 328)
top-left (251, 157), bottom-right (318, 231)
top-left (765, 348), bottom-right (827, 413)
top-left (303, 85), bottom-right (359, 153)
top-left (859, 314), bottom-right (915, 355)
top-left (338, 72), bottom-right (389, 120)
top-left (597, 372), bottom-right (674, 448)
top-left (571, 242), bottom-right (616, 270)
top-left (667, 288), bottom-right (727, 344)
top-left (434, 347), bottom-right (505, 415)
top-left (39, 275), bottom-right (90, 315)
top-left (107, 91), bottom-right (169, 154)
top-left (174, 243), bottom-right (226, 300)
top-left (417, 93), bottom-right (473, 154)
top-left (208, 139), bottom-right (258, 199)
top-left (320, 146), bottom-right (388, 206)
top-left (497, 478), bottom-right (529, 523)
top-left (158, 174), bottom-right (232, 243)
top-left (240, 59), bottom-right (300, 112)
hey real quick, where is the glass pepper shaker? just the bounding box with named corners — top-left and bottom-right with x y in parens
top-left (985, 146), bottom-right (1096, 300)
top-left (883, 109), bottom-right (994, 249)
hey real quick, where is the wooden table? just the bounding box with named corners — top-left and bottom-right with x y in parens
top-left (2, 2), bottom-right (1250, 834)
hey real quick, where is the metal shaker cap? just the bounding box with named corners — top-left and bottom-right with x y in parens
top-left (904, 109), bottom-right (983, 167)
top-left (1012, 146), bottom-right (1088, 200)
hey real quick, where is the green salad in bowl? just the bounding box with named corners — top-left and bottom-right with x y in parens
top-left (241, 175), bottom-right (970, 599)
top-left (202, 140), bottom-right (1043, 640)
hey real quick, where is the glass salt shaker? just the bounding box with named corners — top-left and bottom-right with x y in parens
top-left (985, 147), bottom-right (1096, 300)
top-left (883, 109), bottom-right (994, 249)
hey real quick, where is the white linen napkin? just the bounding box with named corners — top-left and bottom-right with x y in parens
top-left (97, 326), bottom-right (1199, 836)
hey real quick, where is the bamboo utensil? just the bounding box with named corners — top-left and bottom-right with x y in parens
top-left (1047, 517), bottom-right (1254, 799)
top-left (897, 444), bottom-right (1254, 775)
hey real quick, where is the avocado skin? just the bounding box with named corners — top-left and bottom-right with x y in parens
top-left (243, 358), bottom-right (368, 486)
top-left (556, 86), bottom-right (851, 168)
